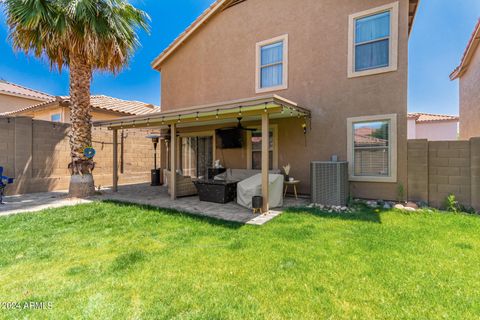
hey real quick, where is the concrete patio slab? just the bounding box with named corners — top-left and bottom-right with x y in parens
top-left (0, 183), bottom-right (309, 224)
top-left (0, 191), bottom-right (91, 216)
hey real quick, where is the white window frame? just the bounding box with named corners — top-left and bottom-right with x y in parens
top-left (255, 34), bottom-right (288, 93)
top-left (347, 114), bottom-right (397, 182)
top-left (347, 2), bottom-right (399, 78)
top-left (246, 124), bottom-right (279, 170)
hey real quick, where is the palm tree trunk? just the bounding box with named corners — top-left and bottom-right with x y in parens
top-left (68, 52), bottom-right (95, 197)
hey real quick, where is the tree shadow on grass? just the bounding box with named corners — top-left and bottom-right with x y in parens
top-left (100, 200), bottom-right (243, 229)
top-left (285, 206), bottom-right (382, 223)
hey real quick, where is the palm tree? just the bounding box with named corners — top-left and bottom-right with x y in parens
top-left (3, 0), bottom-right (149, 197)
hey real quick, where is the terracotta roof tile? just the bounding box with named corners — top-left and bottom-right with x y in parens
top-left (0, 95), bottom-right (159, 116)
top-left (88, 95), bottom-right (159, 115)
top-left (408, 112), bottom-right (459, 123)
top-left (0, 80), bottom-right (53, 101)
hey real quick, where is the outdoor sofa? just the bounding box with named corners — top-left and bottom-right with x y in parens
top-left (213, 169), bottom-right (284, 209)
top-left (236, 173), bottom-right (284, 209)
top-left (164, 169), bottom-right (197, 197)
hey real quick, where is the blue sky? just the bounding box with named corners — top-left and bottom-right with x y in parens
top-left (0, 0), bottom-right (478, 115)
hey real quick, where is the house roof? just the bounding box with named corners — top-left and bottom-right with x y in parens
top-left (1, 95), bottom-right (159, 116)
top-left (88, 95), bottom-right (159, 115)
top-left (151, 0), bottom-right (421, 70)
top-left (0, 79), bottom-right (53, 101)
top-left (450, 19), bottom-right (480, 80)
top-left (354, 127), bottom-right (388, 146)
top-left (408, 112), bottom-right (459, 123)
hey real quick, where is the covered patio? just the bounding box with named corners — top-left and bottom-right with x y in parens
top-left (99, 183), bottom-right (308, 224)
top-left (94, 94), bottom-right (311, 214)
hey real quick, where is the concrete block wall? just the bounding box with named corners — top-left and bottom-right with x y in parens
top-left (407, 140), bottom-right (428, 202)
top-left (0, 117), bottom-right (154, 195)
top-left (0, 117), bottom-right (15, 179)
top-left (471, 138), bottom-right (480, 211)
top-left (407, 138), bottom-right (480, 211)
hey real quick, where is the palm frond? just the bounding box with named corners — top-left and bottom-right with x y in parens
top-left (3, 0), bottom-right (150, 72)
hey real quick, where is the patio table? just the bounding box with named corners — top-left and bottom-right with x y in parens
top-left (193, 179), bottom-right (238, 204)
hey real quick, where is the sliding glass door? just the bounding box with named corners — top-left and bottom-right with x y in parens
top-left (180, 136), bottom-right (213, 179)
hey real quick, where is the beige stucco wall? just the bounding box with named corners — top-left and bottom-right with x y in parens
top-left (0, 93), bottom-right (45, 113)
top-left (407, 118), bottom-right (416, 139)
top-left (459, 44), bottom-right (480, 139)
top-left (412, 121), bottom-right (458, 141)
top-left (158, 0), bottom-right (410, 200)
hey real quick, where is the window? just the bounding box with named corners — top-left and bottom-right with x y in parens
top-left (50, 113), bottom-right (61, 122)
top-left (348, 2), bottom-right (398, 78)
top-left (256, 34), bottom-right (288, 93)
top-left (251, 131), bottom-right (273, 170)
top-left (347, 114), bottom-right (397, 182)
top-left (247, 126), bottom-right (278, 170)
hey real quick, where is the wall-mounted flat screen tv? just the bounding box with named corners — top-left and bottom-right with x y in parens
top-left (216, 128), bottom-right (243, 149)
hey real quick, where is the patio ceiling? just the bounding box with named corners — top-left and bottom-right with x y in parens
top-left (93, 94), bottom-right (311, 130)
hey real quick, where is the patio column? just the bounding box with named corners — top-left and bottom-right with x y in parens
top-left (170, 124), bottom-right (177, 200)
top-left (112, 129), bottom-right (118, 192)
top-left (262, 112), bottom-right (269, 213)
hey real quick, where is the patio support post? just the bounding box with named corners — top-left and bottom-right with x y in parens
top-left (170, 124), bottom-right (177, 200)
top-left (113, 129), bottom-right (118, 192)
top-left (261, 112), bottom-right (269, 213)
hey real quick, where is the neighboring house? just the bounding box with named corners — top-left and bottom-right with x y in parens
top-left (2, 95), bottom-right (160, 122)
top-left (407, 113), bottom-right (459, 141)
top-left (96, 0), bottom-right (420, 202)
top-left (0, 79), bottom-right (53, 113)
top-left (450, 19), bottom-right (480, 139)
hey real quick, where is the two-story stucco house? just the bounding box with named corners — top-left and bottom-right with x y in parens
top-left (96, 0), bottom-right (420, 208)
top-left (450, 19), bottom-right (480, 140)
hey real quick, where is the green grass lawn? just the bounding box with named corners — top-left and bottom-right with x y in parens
top-left (0, 202), bottom-right (479, 319)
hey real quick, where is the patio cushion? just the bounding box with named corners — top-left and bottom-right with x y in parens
top-left (236, 173), bottom-right (284, 209)
top-left (214, 168), bottom-right (281, 182)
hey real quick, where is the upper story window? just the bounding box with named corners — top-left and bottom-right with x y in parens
top-left (50, 113), bottom-right (61, 122)
top-left (348, 2), bottom-right (399, 78)
top-left (256, 34), bottom-right (288, 93)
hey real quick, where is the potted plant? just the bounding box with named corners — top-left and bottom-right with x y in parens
top-left (283, 164), bottom-right (291, 182)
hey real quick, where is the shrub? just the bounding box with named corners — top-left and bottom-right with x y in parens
top-left (443, 194), bottom-right (460, 213)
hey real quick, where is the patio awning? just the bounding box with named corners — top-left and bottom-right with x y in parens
top-left (93, 94), bottom-right (311, 130)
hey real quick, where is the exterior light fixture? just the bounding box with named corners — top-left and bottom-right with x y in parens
top-left (238, 106), bottom-right (242, 116)
top-left (216, 109), bottom-right (219, 119)
top-left (162, 116), bottom-right (165, 125)
top-left (196, 112), bottom-right (199, 121)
